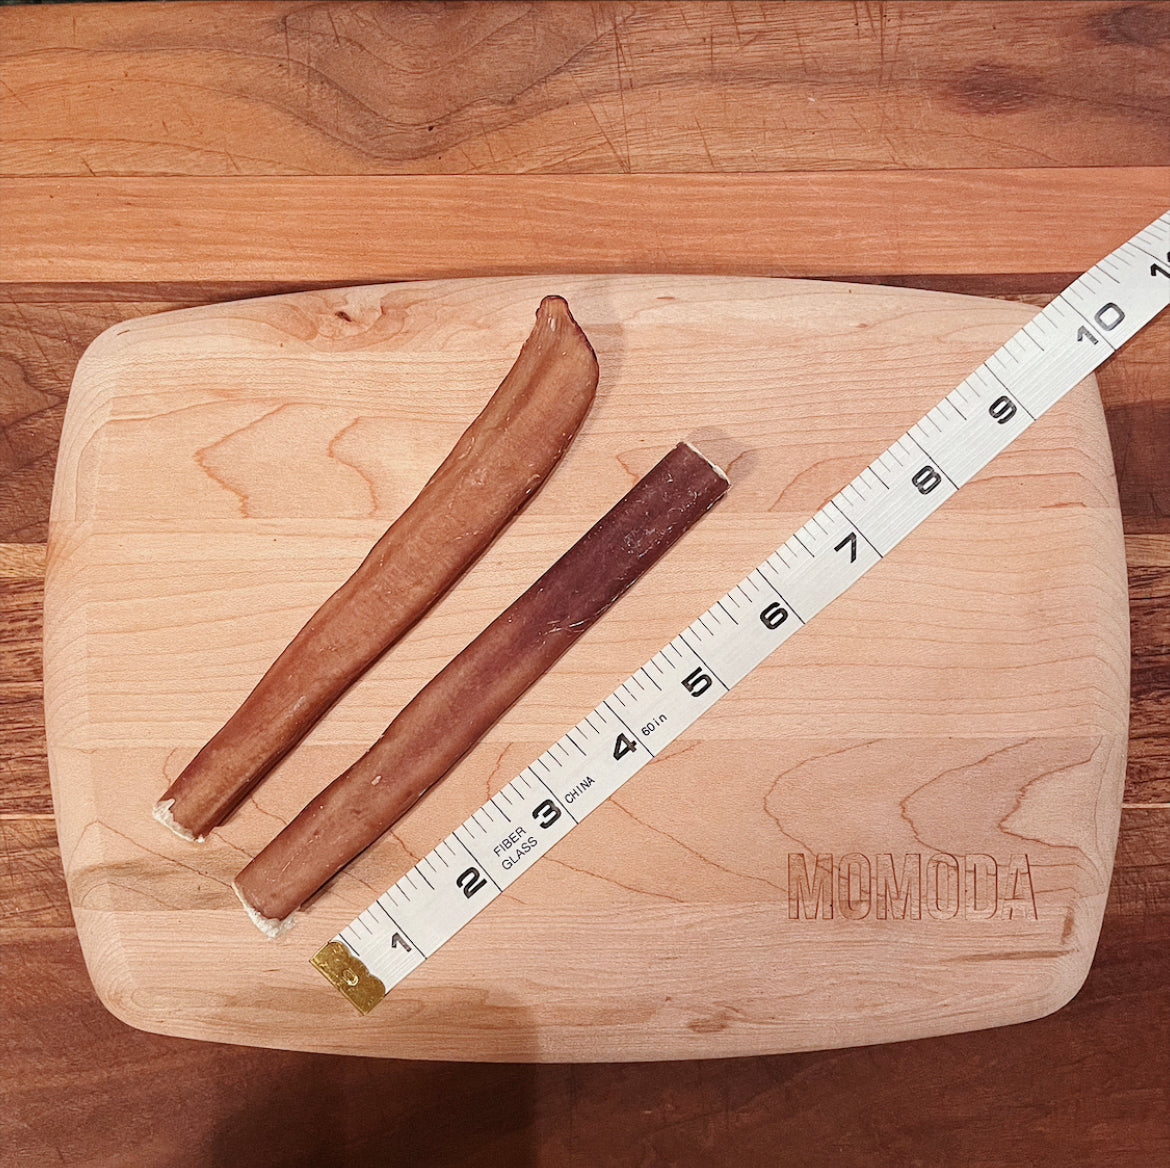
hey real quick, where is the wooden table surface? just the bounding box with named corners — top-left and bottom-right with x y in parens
top-left (2, 2), bottom-right (1167, 1165)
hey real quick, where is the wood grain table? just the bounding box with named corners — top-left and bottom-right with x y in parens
top-left (2, 2), bottom-right (1167, 1165)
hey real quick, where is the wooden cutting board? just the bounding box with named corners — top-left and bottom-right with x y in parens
top-left (44, 275), bottom-right (1128, 1062)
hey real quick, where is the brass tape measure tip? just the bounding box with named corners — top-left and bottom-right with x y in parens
top-left (311, 940), bottom-right (386, 1015)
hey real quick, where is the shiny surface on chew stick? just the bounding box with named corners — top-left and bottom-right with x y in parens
top-left (234, 442), bottom-right (729, 928)
top-left (156, 296), bottom-right (598, 841)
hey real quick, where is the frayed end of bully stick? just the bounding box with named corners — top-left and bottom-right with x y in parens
top-left (233, 880), bottom-right (298, 939)
top-left (152, 798), bottom-right (205, 843)
top-left (679, 440), bottom-right (730, 487)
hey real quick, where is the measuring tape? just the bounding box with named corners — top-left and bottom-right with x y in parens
top-left (312, 212), bottom-right (1169, 1014)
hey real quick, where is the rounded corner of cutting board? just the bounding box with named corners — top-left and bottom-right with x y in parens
top-left (43, 275), bottom-right (1130, 1060)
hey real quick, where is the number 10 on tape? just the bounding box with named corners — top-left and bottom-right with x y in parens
top-left (312, 212), bottom-right (1170, 1015)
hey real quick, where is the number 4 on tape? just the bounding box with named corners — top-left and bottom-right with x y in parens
top-left (312, 211), bottom-right (1170, 1014)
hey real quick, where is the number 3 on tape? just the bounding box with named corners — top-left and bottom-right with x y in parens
top-left (313, 212), bottom-right (1170, 1014)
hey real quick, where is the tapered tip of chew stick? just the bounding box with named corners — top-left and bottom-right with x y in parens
top-left (533, 295), bottom-right (598, 365)
top-left (536, 294), bottom-right (571, 323)
top-left (152, 798), bottom-right (205, 843)
top-left (232, 880), bottom-right (298, 939)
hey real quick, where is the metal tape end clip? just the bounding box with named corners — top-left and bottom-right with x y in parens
top-left (311, 940), bottom-right (386, 1015)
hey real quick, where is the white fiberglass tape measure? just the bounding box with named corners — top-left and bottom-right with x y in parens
top-left (312, 212), bottom-right (1170, 1014)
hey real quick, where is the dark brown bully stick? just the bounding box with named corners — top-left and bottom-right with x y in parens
top-left (155, 296), bottom-right (598, 843)
top-left (234, 442), bottom-right (730, 935)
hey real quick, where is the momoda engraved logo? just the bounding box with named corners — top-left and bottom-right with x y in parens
top-left (787, 853), bottom-right (1038, 921)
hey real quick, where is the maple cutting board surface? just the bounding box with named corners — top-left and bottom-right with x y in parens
top-left (44, 275), bottom-right (1128, 1062)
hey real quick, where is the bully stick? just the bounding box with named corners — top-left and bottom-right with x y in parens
top-left (233, 442), bottom-right (730, 935)
top-left (155, 296), bottom-right (599, 843)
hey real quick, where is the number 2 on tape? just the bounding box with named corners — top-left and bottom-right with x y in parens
top-left (312, 212), bottom-right (1170, 1014)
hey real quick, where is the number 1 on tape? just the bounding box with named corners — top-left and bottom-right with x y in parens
top-left (312, 212), bottom-right (1169, 1014)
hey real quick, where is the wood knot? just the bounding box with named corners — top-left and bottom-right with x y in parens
top-left (948, 62), bottom-right (1043, 116)
top-left (1090, 2), bottom-right (1170, 46)
top-left (687, 1011), bottom-right (730, 1034)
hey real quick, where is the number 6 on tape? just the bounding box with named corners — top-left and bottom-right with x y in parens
top-left (313, 212), bottom-right (1170, 1014)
